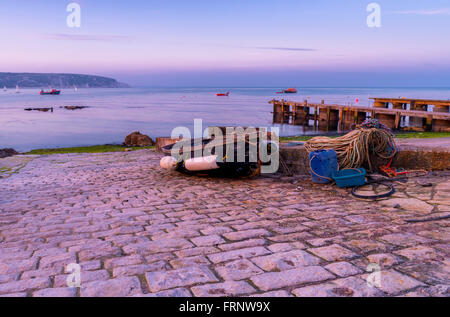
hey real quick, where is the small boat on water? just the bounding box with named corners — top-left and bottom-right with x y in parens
top-left (276, 88), bottom-right (297, 94)
top-left (74, 85), bottom-right (78, 92)
top-left (3, 86), bottom-right (6, 91)
top-left (39, 89), bottom-right (61, 95)
top-left (16, 85), bottom-right (20, 93)
top-left (216, 92), bottom-right (230, 97)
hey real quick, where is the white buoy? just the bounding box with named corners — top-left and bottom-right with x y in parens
top-left (160, 156), bottom-right (178, 171)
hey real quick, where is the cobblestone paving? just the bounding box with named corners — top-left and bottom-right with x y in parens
top-left (0, 150), bottom-right (448, 297)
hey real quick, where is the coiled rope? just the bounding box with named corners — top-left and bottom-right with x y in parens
top-left (304, 123), bottom-right (397, 172)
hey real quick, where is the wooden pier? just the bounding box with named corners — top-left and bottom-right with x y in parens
top-left (270, 98), bottom-right (450, 132)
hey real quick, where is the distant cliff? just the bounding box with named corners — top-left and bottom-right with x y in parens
top-left (0, 72), bottom-right (129, 88)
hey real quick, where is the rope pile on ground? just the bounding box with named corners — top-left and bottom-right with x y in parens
top-left (304, 119), bottom-right (397, 171)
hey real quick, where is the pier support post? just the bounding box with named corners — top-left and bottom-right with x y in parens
top-left (409, 101), bottom-right (427, 128)
top-left (341, 109), bottom-right (366, 131)
top-left (432, 103), bottom-right (450, 132)
top-left (355, 110), bottom-right (367, 125)
top-left (319, 107), bottom-right (339, 131)
top-left (394, 112), bottom-right (401, 130)
top-left (282, 101), bottom-right (290, 124)
top-left (273, 102), bottom-right (284, 124)
top-left (373, 100), bottom-right (396, 128)
top-left (293, 103), bottom-right (307, 125)
top-left (374, 113), bottom-right (396, 130)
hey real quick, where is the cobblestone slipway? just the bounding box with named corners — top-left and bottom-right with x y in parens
top-left (0, 150), bottom-right (448, 297)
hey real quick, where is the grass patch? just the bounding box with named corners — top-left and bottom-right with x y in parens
top-left (393, 132), bottom-right (450, 139)
top-left (280, 132), bottom-right (450, 142)
top-left (25, 145), bottom-right (155, 155)
top-left (280, 136), bottom-right (314, 142)
top-left (280, 135), bottom-right (336, 142)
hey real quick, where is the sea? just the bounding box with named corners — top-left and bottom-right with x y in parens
top-left (1, 87), bottom-right (449, 152)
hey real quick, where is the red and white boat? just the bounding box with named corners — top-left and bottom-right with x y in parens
top-left (39, 89), bottom-right (61, 95)
top-left (276, 88), bottom-right (297, 94)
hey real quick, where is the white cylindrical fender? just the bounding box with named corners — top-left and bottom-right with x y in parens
top-left (160, 156), bottom-right (178, 171)
top-left (184, 155), bottom-right (219, 172)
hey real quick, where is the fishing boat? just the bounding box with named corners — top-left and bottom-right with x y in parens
top-left (160, 129), bottom-right (277, 178)
top-left (276, 88), bottom-right (297, 94)
top-left (39, 89), bottom-right (61, 95)
top-left (216, 92), bottom-right (230, 97)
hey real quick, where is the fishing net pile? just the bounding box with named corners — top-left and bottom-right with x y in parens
top-left (304, 119), bottom-right (397, 171)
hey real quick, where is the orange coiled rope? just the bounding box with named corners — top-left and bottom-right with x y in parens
top-left (304, 128), bottom-right (397, 172)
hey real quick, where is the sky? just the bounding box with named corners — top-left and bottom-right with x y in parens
top-left (1, 0), bottom-right (450, 87)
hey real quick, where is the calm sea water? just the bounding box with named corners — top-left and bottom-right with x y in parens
top-left (1, 87), bottom-right (449, 152)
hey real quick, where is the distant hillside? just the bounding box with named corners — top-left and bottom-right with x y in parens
top-left (0, 72), bottom-right (129, 88)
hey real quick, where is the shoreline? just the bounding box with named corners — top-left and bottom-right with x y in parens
top-left (2, 134), bottom-right (448, 180)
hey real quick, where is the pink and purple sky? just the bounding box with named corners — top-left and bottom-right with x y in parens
top-left (1, 0), bottom-right (450, 86)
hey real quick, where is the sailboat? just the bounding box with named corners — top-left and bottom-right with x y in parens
top-left (74, 85), bottom-right (78, 92)
top-left (16, 85), bottom-right (20, 94)
top-left (3, 86), bottom-right (6, 92)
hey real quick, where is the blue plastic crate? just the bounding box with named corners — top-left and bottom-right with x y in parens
top-left (332, 168), bottom-right (367, 188)
top-left (309, 150), bottom-right (339, 184)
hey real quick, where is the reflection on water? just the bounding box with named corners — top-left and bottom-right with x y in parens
top-left (0, 87), bottom-right (449, 151)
